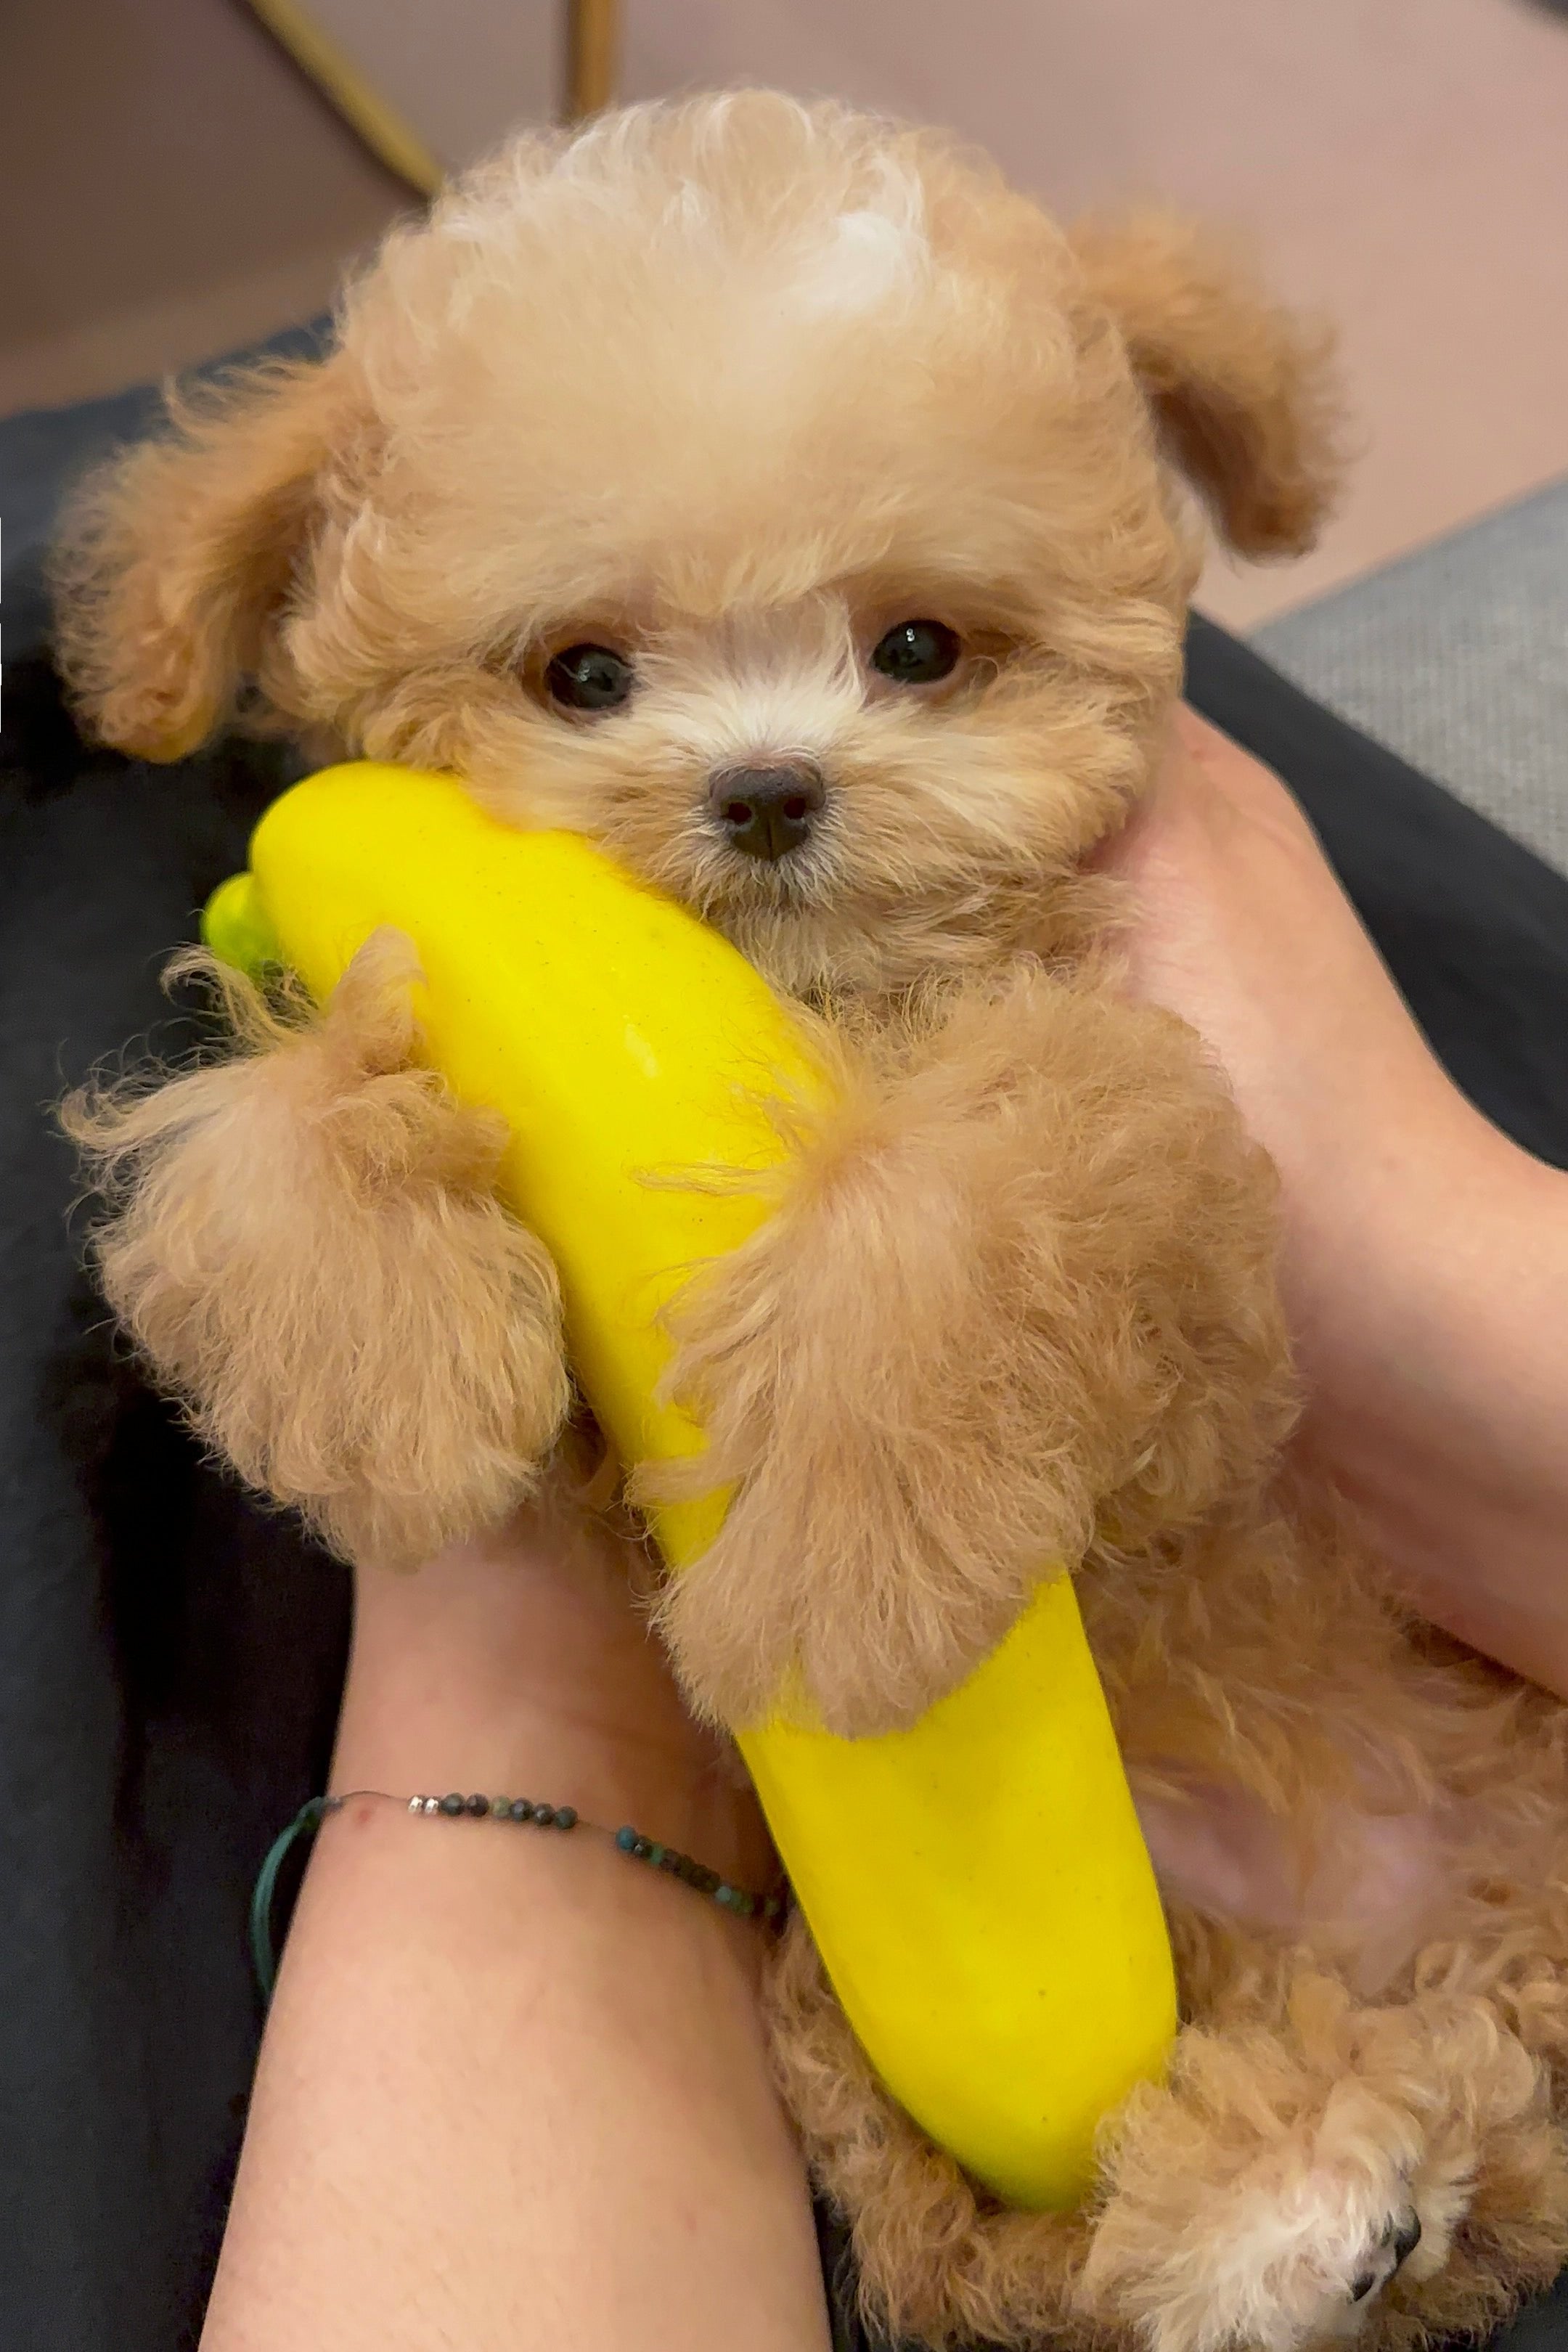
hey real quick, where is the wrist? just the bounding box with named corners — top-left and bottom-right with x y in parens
top-left (336, 1509), bottom-right (770, 1887)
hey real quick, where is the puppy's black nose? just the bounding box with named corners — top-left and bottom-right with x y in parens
top-left (709, 761), bottom-right (825, 862)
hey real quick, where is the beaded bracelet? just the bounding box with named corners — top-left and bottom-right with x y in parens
top-left (250, 1788), bottom-right (787, 2000)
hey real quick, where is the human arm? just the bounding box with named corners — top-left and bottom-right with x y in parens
top-left (1106, 707), bottom-right (1568, 1693)
top-left (200, 1508), bottom-right (831, 2352)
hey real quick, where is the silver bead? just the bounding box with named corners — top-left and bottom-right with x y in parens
top-left (422, 1795), bottom-right (442, 1815)
top-left (407, 1795), bottom-right (425, 1813)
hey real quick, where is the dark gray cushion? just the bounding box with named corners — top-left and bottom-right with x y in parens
top-left (1, 321), bottom-right (327, 670)
top-left (1254, 477), bottom-right (1568, 878)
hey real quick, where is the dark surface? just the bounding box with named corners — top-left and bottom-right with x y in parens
top-left (4, 374), bottom-right (1568, 2348)
top-left (1, 318), bottom-right (326, 672)
top-left (0, 663), bottom-right (346, 2352)
top-left (1186, 611), bottom-right (1568, 1173)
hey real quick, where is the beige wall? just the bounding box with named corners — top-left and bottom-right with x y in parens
top-left (622, 0), bottom-right (1568, 625)
top-left (290, 0), bottom-right (559, 173)
top-left (0, 0), bottom-right (412, 412)
top-left (5, 0), bottom-right (1565, 624)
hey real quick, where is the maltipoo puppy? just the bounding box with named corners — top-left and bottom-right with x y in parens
top-left (57, 94), bottom-right (1568, 2352)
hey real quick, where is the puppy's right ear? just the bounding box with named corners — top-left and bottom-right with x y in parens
top-left (52, 352), bottom-right (362, 760)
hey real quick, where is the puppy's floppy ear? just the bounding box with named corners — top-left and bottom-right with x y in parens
top-left (52, 351), bottom-right (363, 760)
top-left (1071, 211), bottom-right (1342, 560)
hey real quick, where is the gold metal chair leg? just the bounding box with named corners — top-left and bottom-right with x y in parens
top-left (565, 0), bottom-right (620, 121)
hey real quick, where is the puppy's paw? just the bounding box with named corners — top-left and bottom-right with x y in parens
top-left (1077, 1983), bottom-right (1554, 2352)
top-left (645, 1090), bottom-right (1065, 1734)
top-left (1346, 2210), bottom-right (1427, 2315)
top-left (646, 960), bottom-right (1294, 1736)
top-left (1084, 2152), bottom-right (1450, 2352)
top-left (66, 933), bottom-right (571, 1564)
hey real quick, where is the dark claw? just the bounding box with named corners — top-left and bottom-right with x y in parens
top-left (1350, 2210), bottom-right (1422, 2303)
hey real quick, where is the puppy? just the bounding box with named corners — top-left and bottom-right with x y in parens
top-left (57, 94), bottom-right (1568, 2352)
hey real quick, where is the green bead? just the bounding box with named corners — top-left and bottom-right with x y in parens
top-left (438, 1794), bottom-right (465, 1816)
top-left (615, 1825), bottom-right (638, 1853)
top-left (647, 1842), bottom-right (666, 1867)
top-left (555, 1805), bottom-right (577, 1831)
top-left (491, 1797), bottom-right (510, 1818)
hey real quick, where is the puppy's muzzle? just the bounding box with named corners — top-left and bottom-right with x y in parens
top-left (709, 761), bottom-right (825, 862)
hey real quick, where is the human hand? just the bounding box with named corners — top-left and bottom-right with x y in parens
top-left (1102, 710), bottom-right (1568, 1690)
top-left (1104, 706), bottom-right (1476, 1359)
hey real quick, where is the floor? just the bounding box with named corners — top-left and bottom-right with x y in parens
top-left (5, 0), bottom-right (1567, 627)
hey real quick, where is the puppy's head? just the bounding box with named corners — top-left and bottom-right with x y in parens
top-left (56, 94), bottom-right (1339, 1000)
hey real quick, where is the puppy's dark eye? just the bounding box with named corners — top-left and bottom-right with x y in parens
top-left (545, 642), bottom-right (635, 713)
top-left (870, 619), bottom-right (960, 686)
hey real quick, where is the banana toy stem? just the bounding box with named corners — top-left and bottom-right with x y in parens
top-left (204, 761), bottom-right (1176, 2209)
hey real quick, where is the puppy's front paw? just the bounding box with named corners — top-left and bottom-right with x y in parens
top-left (646, 1098), bottom-right (1068, 1734)
top-left (647, 960), bottom-right (1293, 1737)
top-left (67, 934), bottom-right (571, 1565)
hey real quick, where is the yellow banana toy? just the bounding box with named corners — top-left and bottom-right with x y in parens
top-left (204, 759), bottom-right (1177, 2210)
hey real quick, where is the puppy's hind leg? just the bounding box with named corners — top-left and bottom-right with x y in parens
top-left (1078, 1967), bottom-right (1565, 2352)
top-left (63, 931), bottom-right (571, 1566)
top-left (773, 1924), bottom-right (1566, 2352)
top-left (765, 1912), bottom-right (1088, 2351)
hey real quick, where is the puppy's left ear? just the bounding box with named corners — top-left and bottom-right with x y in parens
top-left (1071, 211), bottom-right (1343, 560)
